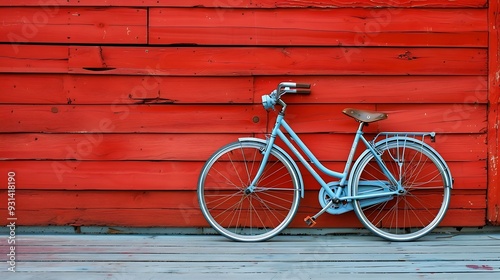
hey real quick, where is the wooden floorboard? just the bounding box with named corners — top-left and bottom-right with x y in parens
top-left (1, 233), bottom-right (500, 279)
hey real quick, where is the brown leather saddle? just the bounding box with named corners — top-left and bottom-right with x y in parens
top-left (342, 108), bottom-right (388, 123)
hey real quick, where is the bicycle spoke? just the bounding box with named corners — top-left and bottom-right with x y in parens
top-left (198, 141), bottom-right (300, 242)
top-left (209, 166), bottom-right (245, 190)
top-left (352, 140), bottom-right (451, 241)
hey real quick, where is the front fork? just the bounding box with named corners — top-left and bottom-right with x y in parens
top-left (244, 112), bottom-right (285, 194)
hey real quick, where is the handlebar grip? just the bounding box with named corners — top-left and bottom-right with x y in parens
top-left (290, 89), bottom-right (311, 95)
top-left (295, 83), bottom-right (311, 89)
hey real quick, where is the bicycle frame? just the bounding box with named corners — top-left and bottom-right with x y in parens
top-left (246, 106), bottom-right (401, 202)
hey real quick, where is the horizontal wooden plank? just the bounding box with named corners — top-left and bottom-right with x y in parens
top-left (3, 261), bottom-right (498, 275)
top-left (4, 234), bottom-right (499, 279)
top-left (0, 7), bottom-right (147, 44)
top-left (0, 208), bottom-right (207, 227)
top-left (151, 8), bottom-right (487, 33)
top-left (0, 104), bottom-right (266, 133)
top-left (2, 272), bottom-right (497, 279)
top-left (3, 189), bottom-right (485, 211)
top-left (3, 271), bottom-right (498, 280)
top-left (150, 8), bottom-right (487, 47)
top-left (0, 45), bottom-right (68, 72)
top-left (0, 207), bottom-right (486, 227)
top-left (0, 74), bottom-right (254, 104)
top-left (0, 104), bottom-right (487, 133)
top-left (296, 160), bottom-right (485, 190)
top-left (4, 233), bottom-right (500, 279)
top-left (0, 0), bottom-right (487, 8)
top-left (0, 133), bottom-right (485, 162)
top-left (13, 236), bottom-right (500, 254)
top-left (11, 233), bottom-right (500, 245)
top-left (377, 104), bottom-right (487, 134)
top-left (67, 46), bottom-right (488, 76)
top-left (0, 45), bottom-right (486, 75)
top-left (307, 208), bottom-right (487, 228)
top-left (11, 234), bottom-right (500, 256)
top-left (0, 134), bottom-right (252, 161)
top-left (0, 74), bottom-right (488, 105)
top-left (15, 251), bottom-right (500, 262)
top-left (256, 75), bottom-right (489, 104)
top-left (0, 161), bottom-right (205, 191)
top-left (277, 104), bottom-right (487, 133)
top-left (0, 160), bottom-right (485, 190)
top-left (0, 189), bottom-right (487, 227)
top-left (275, 133), bottom-right (487, 162)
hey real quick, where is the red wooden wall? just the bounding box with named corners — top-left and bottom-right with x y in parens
top-left (0, 0), bottom-right (497, 229)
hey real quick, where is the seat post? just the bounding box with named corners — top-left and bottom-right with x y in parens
top-left (357, 121), bottom-right (366, 132)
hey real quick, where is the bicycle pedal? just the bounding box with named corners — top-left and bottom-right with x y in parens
top-left (304, 216), bottom-right (317, 227)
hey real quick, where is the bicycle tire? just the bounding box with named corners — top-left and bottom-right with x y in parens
top-left (350, 138), bottom-right (451, 241)
top-left (198, 140), bottom-right (301, 242)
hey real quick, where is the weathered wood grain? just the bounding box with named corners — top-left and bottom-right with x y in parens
top-left (0, 74), bottom-right (487, 105)
top-left (0, 134), bottom-right (251, 161)
top-left (0, 104), bottom-right (266, 133)
top-left (0, 45), bottom-right (68, 72)
top-left (0, 159), bottom-right (484, 191)
top-left (0, 132), bottom-right (486, 161)
top-left (0, 204), bottom-right (486, 227)
top-left (277, 104), bottom-right (487, 133)
top-left (0, 183), bottom-right (489, 228)
top-left (150, 8), bottom-right (487, 47)
top-left (256, 75), bottom-right (489, 104)
top-left (0, 104), bottom-right (486, 133)
top-left (16, 250), bottom-right (500, 262)
top-left (0, 75), bottom-right (254, 104)
top-left (0, 0), bottom-right (488, 8)
top-left (1, 45), bottom-right (485, 75)
top-left (2, 233), bottom-right (499, 279)
top-left (0, 7), bottom-right (147, 44)
top-left (487, 0), bottom-right (500, 225)
top-left (11, 235), bottom-right (500, 254)
top-left (3, 189), bottom-right (485, 210)
top-left (67, 46), bottom-right (487, 76)
top-left (0, 74), bottom-right (255, 104)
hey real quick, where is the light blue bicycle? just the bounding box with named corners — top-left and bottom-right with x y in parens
top-left (198, 82), bottom-right (453, 242)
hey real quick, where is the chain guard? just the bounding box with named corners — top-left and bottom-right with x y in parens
top-left (318, 180), bottom-right (394, 215)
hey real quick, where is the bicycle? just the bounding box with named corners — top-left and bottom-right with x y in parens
top-left (197, 82), bottom-right (453, 242)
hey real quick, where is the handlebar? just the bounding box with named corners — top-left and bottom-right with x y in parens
top-left (262, 82), bottom-right (311, 110)
top-left (277, 82), bottom-right (311, 95)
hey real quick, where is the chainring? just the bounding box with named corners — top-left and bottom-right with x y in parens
top-left (318, 182), bottom-right (352, 215)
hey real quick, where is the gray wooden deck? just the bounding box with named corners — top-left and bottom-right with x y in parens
top-left (2, 232), bottom-right (500, 279)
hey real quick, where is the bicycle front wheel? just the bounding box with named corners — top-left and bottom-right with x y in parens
top-left (198, 140), bottom-right (301, 242)
top-left (350, 139), bottom-right (451, 241)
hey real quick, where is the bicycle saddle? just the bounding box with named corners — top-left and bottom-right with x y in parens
top-left (342, 108), bottom-right (388, 123)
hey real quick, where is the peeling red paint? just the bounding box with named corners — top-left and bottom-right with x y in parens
top-left (466, 264), bottom-right (494, 271)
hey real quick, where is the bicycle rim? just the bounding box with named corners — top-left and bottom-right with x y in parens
top-left (351, 140), bottom-right (451, 241)
top-left (198, 141), bottom-right (300, 242)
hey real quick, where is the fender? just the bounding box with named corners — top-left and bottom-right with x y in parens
top-left (238, 137), bottom-right (305, 198)
top-left (348, 136), bottom-right (453, 197)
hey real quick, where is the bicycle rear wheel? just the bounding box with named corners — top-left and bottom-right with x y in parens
top-left (198, 140), bottom-right (301, 242)
top-left (350, 138), bottom-right (451, 241)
